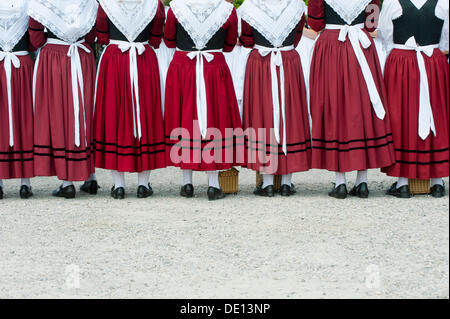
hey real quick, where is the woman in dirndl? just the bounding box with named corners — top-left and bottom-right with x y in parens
top-left (308, 0), bottom-right (396, 199)
top-left (94, 0), bottom-right (166, 200)
top-left (164, 0), bottom-right (243, 201)
top-left (238, 0), bottom-right (312, 197)
top-left (28, 0), bottom-right (99, 199)
top-left (378, 0), bottom-right (449, 198)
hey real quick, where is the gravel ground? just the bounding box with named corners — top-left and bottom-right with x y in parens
top-left (0, 168), bottom-right (448, 299)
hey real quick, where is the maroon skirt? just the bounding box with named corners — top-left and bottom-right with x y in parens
top-left (310, 29), bottom-right (395, 172)
top-left (382, 48), bottom-right (449, 179)
top-left (0, 54), bottom-right (34, 179)
top-left (94, 44), bottom-right (166, 173)
top-left (243, 49), bottom-right (311, 175)
top-left (164, 51), bottom-right (243, 171)
top-left (33, 43), bottom-right (96, 181)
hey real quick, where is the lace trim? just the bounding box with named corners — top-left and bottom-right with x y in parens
top-left (0, 0), bottom-right (28, 52)
top-left (325, 0), bottom-right (373, 25)
top-left (98, 0), bottom-right (158, 43)
top-left (238, 0), bottom-right (305, 48)
top-left (28, 0), bottom-right (98, 43)
top-left (170, 0), bottom-right (233, 50)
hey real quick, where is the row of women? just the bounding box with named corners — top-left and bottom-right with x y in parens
top-left (0, 0), bottom-right (448, 201)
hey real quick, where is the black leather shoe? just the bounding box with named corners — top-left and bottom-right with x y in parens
top-left (180, 184), bottom-right (194, 198)
top-left (386, 182), bottom-right (411, 199)
top-left (431, 184), bottom-right (445, 198)
top-left (80, 180), bottom-right (100, 195)
top-left (111, 186), bottom-right (125, 200)
top-left (280, 184), bottom-right (296, 197)
top-left (137, 184), bottom-right (154, 198)
top-left (254, 185), bottom-right (275, 197)
top-left (207, 187), bottom-right (225, 201)
top-left (52, 185), bottom-right (76, 199)
top-left (349, 182), bottom-right (370, 199)
top-left (328, 184), bottom-right (348, 199)
top-left (0, 186), bottom-right (3, 200)
top-left (20, 185), bottom-right (33, 199)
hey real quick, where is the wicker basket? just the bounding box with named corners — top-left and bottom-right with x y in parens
top-left (409, 179), bottom-right (431, 195)
top-left (256, 172), bottom-right (282, 192)
top-left (219, 168), bottom-right (240, 194)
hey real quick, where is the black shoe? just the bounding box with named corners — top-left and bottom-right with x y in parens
top-left (80, 180), bottom-right (100, 195)
top-left (52, 185), bottom-right (76, 199)
top-left (180, 184), bottom-right (194, 198)
top-left (280, 184), bottom-right (296, 197)
top-left (349, 182), bottom-right (370, 199)
top-left (386, 182), bottom-right (411, 199)
top-left (254, 185), bottom-right (275, 197)
top-left (111, 186), bottom-right (125, 200)
top-left (137, 184), bottom-right (154, 198)
top-left (20, 185), bottom-right (33, 199)
top-left (207, 187), bottom-right (226, 201)
top-left (431, 184), bottom-right (445, 198)
top-left (328, 184), bottom-right (348, 199)
top-left (0, 186), bottom-right (3, 200)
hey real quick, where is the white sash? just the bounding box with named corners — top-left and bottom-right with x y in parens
top-left (33, 39), bottom-right (91, 147)
top-left (326, 24), bottom-right (386, 120)
top-left (0, 50), bottom-right (28, 147)
top-left (108, 40), bottom-right (151, 141)
top-left (177, 49), bottom-right (223, 139)
top-left (254, 45), bottom-right (295, 156)
top-left (393, 37), bottom-right (439, 140)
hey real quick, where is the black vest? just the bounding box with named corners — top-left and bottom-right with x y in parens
top-left (324, 2), bottom-right (366, 25)
top-left (393, 0), bottom-right (444, 46)
top-left (176, 24), bottom-right (227, 51)
top-left (109, 21), bottom-right (153, 43)
top-left (251, 23), bottom-right (300, 48)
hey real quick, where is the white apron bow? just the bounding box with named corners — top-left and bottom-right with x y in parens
top-left (0, 50), bottom-right (28, 147)
top-left (179, 49), bottom-right (223, 139)
top-left (326, 24), bottom-right (386, 120)
top-left (254, 45), bottom-right (295, 155)
top-left (110, 40), bottom-right (149, 141)
top-left (33, 38), bottom-right (90, 147)
top-left (393, 37), bottom-right (439, 140)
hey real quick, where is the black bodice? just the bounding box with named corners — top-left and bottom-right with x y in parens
top-left (109, 21), bottom-right (152, 42)
top-left (325, 3), bottom-right (366, 25)
top-left (393, 0), bottom-right (444, 46)
top-left (176, 24), bottom-right (227, 51)
top-left (10, 34), bottom-right (29, 52)
top-left (251, 23), bottom-right (300, 48)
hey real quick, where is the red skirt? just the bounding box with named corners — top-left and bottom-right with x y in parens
top-left (94, 44), bottom-right (166, 173)
top-left (33, 43), bottom-right (96, 181)
top-left (243, 49), bottom-right (311, 175)
top-left (382, 48), bottom-right (449, 179)
top-left (164, 51), bottom-right (243, 171)
top-left (310, 29), bottom-right (395, 172)
top-left (0, 55), bottom-right (34, 179)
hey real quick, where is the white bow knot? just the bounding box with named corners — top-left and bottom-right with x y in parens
top-left (67, 41), bottom-right (91, 147)
top-left (185, 50), bottom-right (221, 139)
top-left (1, 51), bottom-right (28, 147)
top-left (327, 24), bottom-right (386, 121)
top-left (400, 37), bottom-right (437, 140)
top-left (112, 41), bottom-right (149, 140)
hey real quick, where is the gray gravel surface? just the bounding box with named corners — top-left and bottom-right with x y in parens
top-left (0, 168), bottom-right (448, 298)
